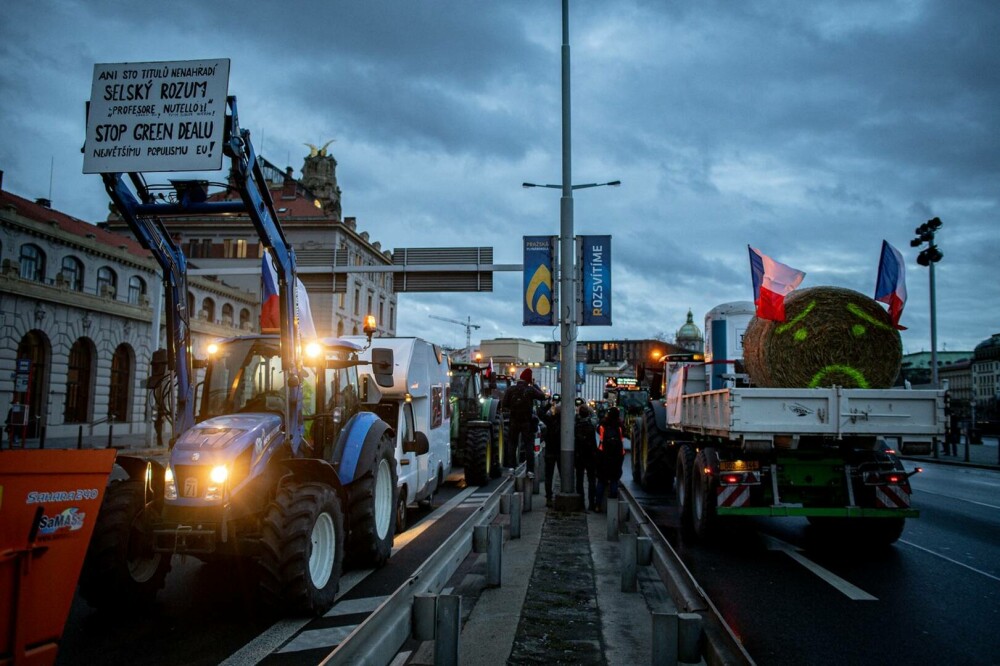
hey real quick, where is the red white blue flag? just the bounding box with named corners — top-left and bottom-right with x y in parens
top-left (261, 253), bottom-right (280, 332)
top-left (874, 240), bottom-right (907, 330)
top-left (748, 246), bottom-right (806, 322)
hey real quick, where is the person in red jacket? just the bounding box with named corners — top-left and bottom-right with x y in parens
top-left (595, 407), bottom-right (625, 511)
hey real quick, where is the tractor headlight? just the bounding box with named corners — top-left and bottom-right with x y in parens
top-left (164, 466), bottom-right (177, 500)
top-left (305, 341), bottom-right (321, 358)
top-left (210, 465), bottom-right (229, 484)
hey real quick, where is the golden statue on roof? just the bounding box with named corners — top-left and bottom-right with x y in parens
top-left (304, 140), bottom-right (335, 157)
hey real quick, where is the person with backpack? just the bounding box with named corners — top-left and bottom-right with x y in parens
top-left (575, 403), bottom-right (598, 511)
top-left (595, 406), bottom-right (626, 511)
top-left (501, 368), bottom-right (545, 474)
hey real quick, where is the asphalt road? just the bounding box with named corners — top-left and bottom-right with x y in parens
top-left (55, 475), bottom-right (482, 666)
top-left (634, 457), bottom-right (1000, 666)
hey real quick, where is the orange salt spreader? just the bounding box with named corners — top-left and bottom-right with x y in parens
top-left (0, 449), bottom-right (116, 666)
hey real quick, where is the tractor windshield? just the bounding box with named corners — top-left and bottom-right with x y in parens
top-left (199, 337), bottom-right (290, 420)
top-left (309, 346), bottom-right (362, 459)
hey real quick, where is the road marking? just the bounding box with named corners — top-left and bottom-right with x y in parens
top-left (914, 488), bottom-right (1000, 511)
top-left (899, 539), bottom-right (1000, 582)
top-left (763, 534), bottom-right (878, 601)
top-left (221, 485), bottom-right (478, 665)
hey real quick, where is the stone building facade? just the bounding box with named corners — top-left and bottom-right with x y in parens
top-left (101, 150), bottom-right (397, 340)
top-left (0, 186), bottom-right (256, 444)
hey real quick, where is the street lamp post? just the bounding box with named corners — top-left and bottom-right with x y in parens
top-left (521, 0), bottom-right (620, 507)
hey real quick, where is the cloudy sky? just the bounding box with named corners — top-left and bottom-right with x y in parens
top-left (1, 1), bottom-right (997, 354)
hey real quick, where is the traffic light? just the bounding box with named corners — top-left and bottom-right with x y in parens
top-left (911, 217), bottom-right (943, 266)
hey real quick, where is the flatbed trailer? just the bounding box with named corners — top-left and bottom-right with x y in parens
top-left (669, 386), bottom-right (945, 543)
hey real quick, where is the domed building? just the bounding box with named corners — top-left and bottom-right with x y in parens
top-left (973, 333), bottom-right (1000, 424)
top-left (675, 309), bottom-right (704, 353)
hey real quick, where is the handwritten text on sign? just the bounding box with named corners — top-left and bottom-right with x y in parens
top-left (83, 59), bottom-right (230, 174)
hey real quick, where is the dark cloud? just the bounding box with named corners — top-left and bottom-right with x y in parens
top-left (0, 0), bottom-right (996, 352)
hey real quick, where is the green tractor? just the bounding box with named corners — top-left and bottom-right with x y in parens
top-left (449, 362), bottom-right (508, 485)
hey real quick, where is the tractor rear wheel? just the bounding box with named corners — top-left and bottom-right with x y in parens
top-left (259, 481), bottom-right (344, 615)
top-left (79, 479), bottom-right (171, 610)
top-left (465, 427), bottom-right (491, 486)
top-left (345, 431), bottom-right (398, 568)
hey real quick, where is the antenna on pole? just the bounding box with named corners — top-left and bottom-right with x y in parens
top-left (429, 315), bottom-right (481, 349)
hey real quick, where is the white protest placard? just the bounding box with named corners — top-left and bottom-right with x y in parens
top-left (83, 58), bottom-right (230, 174)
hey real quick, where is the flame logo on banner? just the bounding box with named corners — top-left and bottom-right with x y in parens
top-left (525, 264), bottom-right (553, 316)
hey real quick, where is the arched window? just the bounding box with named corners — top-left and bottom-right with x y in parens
top-left (239, 308), bottom-right (251, 329)
top-left (187, 292), bottom-right (195, 318)
top-left (127, 276), bottom-right (146, 305)
top-left (64, 338), bottom-right (94, 423)
top-left (61, 256), bottom-right (84, 291)
top-left (19, 244), bottom-right (45, 282)
top-left (222, 303), bottom-right (234, 325)
top-left (97, 266), bottom-right (117, 298)
top-left (352, 325), bottom-right (359, 336)
top-left (201, 297), bottom-right (215, 322)
top-left (337, 320), bottom-right (344, 337)
top-left (15, 330), bottom-right (51, 438)
top-left (108, 344), bottom-right (132, 422)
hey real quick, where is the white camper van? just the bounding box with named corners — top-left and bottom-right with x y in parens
top-left (352, 337), bottom-right (452, 532)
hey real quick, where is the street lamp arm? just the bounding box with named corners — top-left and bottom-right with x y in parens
top-left (523, 180), bottom-right (621, 190)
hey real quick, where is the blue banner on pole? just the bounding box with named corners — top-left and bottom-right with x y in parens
top-left (579, 235), bottom-right (612, 326)
top-left (523, 236), bottom-right (556, 326)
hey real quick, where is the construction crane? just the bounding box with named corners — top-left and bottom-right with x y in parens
top-left (429, 315), bottom-right (481, 349)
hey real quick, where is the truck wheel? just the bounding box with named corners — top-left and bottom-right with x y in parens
top-left (260, 481), bottom-right (344, 615)
top-left (692, 448), bottom-right (719, 540)
top-left (640, 409), bottom-right (672, 491)
top-left (465, 427), bottom-right (491, 486)
top-left (79, 479), bottom-right (171, 610)
top-left (396, 488), bottom-right (408, 534)
top-left (675, 445), bottom-right (696, 535)
top-left (346, 431), bottom-right (398, 568)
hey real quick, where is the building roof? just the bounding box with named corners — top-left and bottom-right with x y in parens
top-left (1, 190), bottom-right (149, 257)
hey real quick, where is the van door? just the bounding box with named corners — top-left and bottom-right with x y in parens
top-left (401, 401), bottom-right (429, 496)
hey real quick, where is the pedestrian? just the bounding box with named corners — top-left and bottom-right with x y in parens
top-left (575, 403), bottom-right (598, 511)
top-left (595, 407), bottom-right (626, 511)
top-left (501, 368), bottom-right (545, 474)
top-left (541, 399), bottom-right (561, 506)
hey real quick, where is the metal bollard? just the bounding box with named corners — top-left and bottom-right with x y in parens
top-left (531, 466), bottom-right (541, 495)
top-left (618, 500), bottom-right (630, 524)
top-left (473, 524), bottom-right (489, 553)
top-left (621, 533), bottom-right (638, 592)
top-left (637, 536), bottom-right (653, 566)
top-left (651, 611), bottom-right (679, 666)
top-left (486, 523), bottom-right (503, 587)
top-left (434, 594), bottom-right (462, 666)
top-left (500, 492), bottom-right (512, 515)
top-left (677, 613), bottom-right (703, 664)
top-left (514, 475), bottom-right (525, 493)
top-left (511, 492), bottom-right (523, 539)
top-left (523, 476), bottom-right (533, 512)
top-left (413, 593), bottom-right (436, 641)
top-left (606, 498), bottom-right (620, 541)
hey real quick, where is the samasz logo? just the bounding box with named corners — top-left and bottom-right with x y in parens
top-left (38, 507), bottom-right (86, 535)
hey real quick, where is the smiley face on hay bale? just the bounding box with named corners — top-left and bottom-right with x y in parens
top-left (743, 286), bottom-right (902, 389)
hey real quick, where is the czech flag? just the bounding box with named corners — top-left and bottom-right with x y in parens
top-left (261, 253), bottom-right (280, 332)
top-left (748, 246), bottom-right (806, 322)
top-left (294, 277), bottom-right (317, 342)
top-left (874, 240), bottom-right (907, 330)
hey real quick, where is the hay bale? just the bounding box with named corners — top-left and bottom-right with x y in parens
top-left (743, 286), bottom-right (901, 389)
